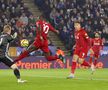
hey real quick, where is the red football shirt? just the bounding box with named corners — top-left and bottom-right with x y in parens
top-left (75, 29), bottom-right (90, 49)
top-left (36, 20), bottom-right (57, 40)
top-left (91, 38), bottom-right (103, 51)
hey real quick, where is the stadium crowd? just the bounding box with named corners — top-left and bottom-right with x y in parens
top-left (34, 0), bottom-right (108, 50)
top-left (0, 0), bottom-right (108, 54)
top-left (0, 0), bottom-right (36, 46)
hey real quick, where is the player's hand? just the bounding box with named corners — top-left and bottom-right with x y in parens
top-left (13, 32), bottom-right (18, 39)
top-left (73, 45), bottom-right (76, 49)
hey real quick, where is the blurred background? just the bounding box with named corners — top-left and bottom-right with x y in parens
top-left (0, 0), bottom-right (108, 57)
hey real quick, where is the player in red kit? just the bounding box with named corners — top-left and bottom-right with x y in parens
top-left (14, 15), bottom-right (65, 63)
top-left (89, 32), bottom-right (103, 66)
top-left (67, 21), bottom-right (95, 79)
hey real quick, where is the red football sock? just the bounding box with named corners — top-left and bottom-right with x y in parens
top-left (81, 61), bottom-right (90, 67)
top-left (89, 57), bottom-right (92, 64)
top-left (94, 59), bottom-right (97, 66)
top-left (14, 51), bottom-right (29, 63)
top-left (71, 61), bottom-right (77, 74)
top-left (46, 55), bottom-right (59, 61)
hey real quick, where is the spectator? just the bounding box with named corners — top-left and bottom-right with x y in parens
top-left (0, 0), bottom-right (36, 47)
top-left (34, 0), bottom-right (108, 49)
top-left (20, 13), bottom-right (28, 26)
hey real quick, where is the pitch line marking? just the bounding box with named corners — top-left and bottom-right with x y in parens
top-left (23, 75), bottom-right (108, 81)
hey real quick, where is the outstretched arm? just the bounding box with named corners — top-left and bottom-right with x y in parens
top-left (0, 37), bottom-right (3, 46)
top-left (49, 24), bottom-right (59, 34)
top-left (8, 32), bottom-right (18, 42)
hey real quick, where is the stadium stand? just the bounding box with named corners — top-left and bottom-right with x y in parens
top-left (0, 0), bottom-right (108, 56)
top-left (0, 0), bottom-right (36, 46)
top-left (34, 0), bottom-right (108, 50)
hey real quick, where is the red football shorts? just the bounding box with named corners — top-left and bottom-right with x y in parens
top-left (74, 47), bottom-right (88, 58)
top-left (92, 48), bottom-right (100, 58)
top-left (33, 38), bottom-right (50, 53)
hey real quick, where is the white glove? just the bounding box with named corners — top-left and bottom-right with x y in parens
top-left (12, 32), bottom-right (18, 39)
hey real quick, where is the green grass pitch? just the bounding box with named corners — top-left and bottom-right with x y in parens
top-left (0, 69), bottom-right (108, 90)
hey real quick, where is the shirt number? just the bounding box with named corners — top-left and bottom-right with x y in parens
top-left (43, 24), bottom-right (49, 34)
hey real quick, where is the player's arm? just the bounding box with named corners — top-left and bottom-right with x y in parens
top-left (8, 32), bottom-right (18, 42)
top-left (49, 24), bottom-right (59, 34)
top-left (100, 39), bottom-right (104, 50)
top-left (83, 31), bottom-right (90, 44)
top-left (36, 21), bottom-right (40, 30)
top-left (36, 21), bottom-right (42, 36)
top-left (0, 37), bottom-right (4, 46)
top-left (84, 32), bottom-right (89, 40)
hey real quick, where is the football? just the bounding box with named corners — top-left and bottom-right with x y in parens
top-left (20, 39), bottom-right (29, 47)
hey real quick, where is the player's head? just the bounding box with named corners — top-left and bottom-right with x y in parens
top-left (3, 25), bottom-right (11, 35)
top-left (57, 47), bottom-right (61, 50)
top-left (95, 32), bottom-right (100, 38)
top-left (39, 14), bottom-right (45, 20)
top-left (74, 21), bottom-right (81, 31)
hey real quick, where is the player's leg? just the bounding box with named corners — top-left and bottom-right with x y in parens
top-left (44, 51), bottom-right (66, 63)
top-left (67, 48), bottom-right (80, 78)
top-left (42, 45), bottom-right (66, 63)
top-left (94, 53), bottom-right (99, 67)
top-left (79, 50), bottom-right (95, 73)
top-left (14, 44), bottom-right (38, 63)
top-left (89, 49), bottom-right (94, 64)
top-left (11, 64), bottom-right (20, 80)
top-left (94, 57), bottom-right (98, 66)
top-left (67, 54), bottom-right (79, 78)
top-left (78, 58), bottom-right (90, 67)
top-left (78, 57), bottom-right (95, 75)
top-left (1, 56), bottom-right (26, 83)
top-left (44, 52), bottom-right (58, 61)
top-left (78, 48), bottom-right (91, 67)
top-left (79, 50), bottom-right (95, 74)
top-left (11, 64), bottom-right (26, 83)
